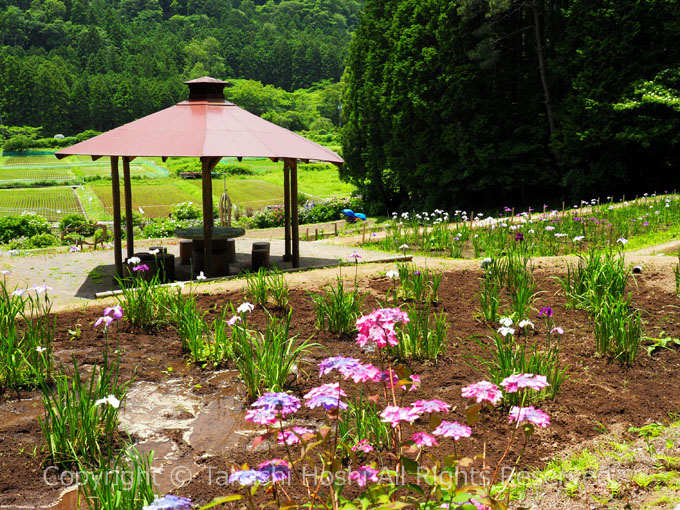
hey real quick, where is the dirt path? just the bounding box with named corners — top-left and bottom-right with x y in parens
top-left (0, 228), bottom-right (678, 312)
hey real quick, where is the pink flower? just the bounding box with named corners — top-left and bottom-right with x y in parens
top-left (349, 466), bottom-right (380, 487)
top-left (509, 406), bottom-right (550, 428)
top-left (461, 381), bottom-right (502, 404)
top-left (411, 432), bottom-right (438, 448)
top-left (132, 264), bottom-right (149, 272)
top-left (278, 427), bottom-right (314, 445)
top-left (500, 374), bottom-right (550, 393)
top-left (432, 420), bottom-right (472, 440)
top-left (356, 308), bottom-right (409, 348)
top-left (407, 374), bottom-right (421, 391)
top-left (410, 399), bottom-right (451, 414)
top-left (227, 315), bottom-right (242, 327)
top-left (346, 363), bottom-right (382, 383)
top-left (351, 439), bottom-right (374, 453)
top-left (245, 408), bottom-right (277, 426)
top-left (550, 326), bottom-right (564, 335)
top-left (380, 406), bottom-right (421, 428)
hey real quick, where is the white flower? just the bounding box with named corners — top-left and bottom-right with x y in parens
top-left (386, 270), bottom-right (399, 280)
top-left (545, 226), bottom-right (555, 231)
top-left (573, 236), bottom-right (585, 242)
top-left (12, 289), bottom-right (25, 297)
top-left (94, 394), bottom-right (120, 409)
top-left (170, 281), bottom-right (185, 289)
top-left (31, 285), bottom-right (52, 294)
top-left (617, 237), bottom-right (628, 245)
top-left (0, 270), bottom-right (10, 275)
top-left (518, 320), bottom-right (534, 329)
top-left (196, 271), bottom-right (207, 280)
top-left (237, 302), bottom-right (255, 314)
top-left (149, 249), bottom-right (160, 255)
top-left (36, 346), bottom-right (46, 353)
top-left (499, 316), bottom-right (513, 327)
top-left (497, 326), bottom-right (515, 337)
top-left (128, 256), bottom-right (141, 265)
top-left (399, 244), bottom-right (409, 251)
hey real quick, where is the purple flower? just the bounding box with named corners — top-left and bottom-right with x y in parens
top-left (539, 306), bottom-right (553, 318)
top-left (133, 264), bottom-right (150, 272)
top-left (349, 466), bottom-right (380, 487)
top-left (318, 356), bottom-right (361, 378)
top-left (94, 316), bottom-right (115, 330)
top-left (142, 495), bottom-right (194, 510)
top-left (515, 232), bottom-right (524, 242)
top-left (348, 252), bottom-right (362, 260)
top-left (251, 392), bottom-right (301, 417)
top-left (258, 459), bottom-right (290, 482)
top-left (104, 305), bottom-right (124, 320)
top-left (229, 469), bottom-right (269, 486)
top-left (304, 383), bottom-right (347, 410)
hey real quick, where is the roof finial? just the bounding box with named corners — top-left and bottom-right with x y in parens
top-left (184, 76), bottom-right (231, 102)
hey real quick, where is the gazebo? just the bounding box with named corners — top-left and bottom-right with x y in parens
top-left (55, 77), bottom-right (344, 278)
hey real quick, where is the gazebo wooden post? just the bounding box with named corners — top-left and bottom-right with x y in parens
top-left (290, 158), bottom-right (300, 267)
top-left (201, 157), bottom-right (220, 277)
top-left (110, 156), bottom-right (123, 277)
top-left (122, 156), bottom-right (134, 259)
top-left (283, 160), bottom-right (291, 261)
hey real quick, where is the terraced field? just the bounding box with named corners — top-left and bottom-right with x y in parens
top-left (0, 186), bottom-right (83, 221)
top-left (89, 182), bottom-right (198, 218)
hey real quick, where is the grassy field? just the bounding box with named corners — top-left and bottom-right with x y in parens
top-left (0, 186), bottom-right (83, 221)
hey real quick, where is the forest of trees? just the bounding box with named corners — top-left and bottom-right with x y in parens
top-left (0, 0), bottom-right (360, 133)
top-left (341, 0), bottom-right (680, 212)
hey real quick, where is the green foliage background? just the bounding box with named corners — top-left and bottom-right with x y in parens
top-left (342, 0), bottom-right (680, 213)
top-left (0, 0), bottom-right (359, 133)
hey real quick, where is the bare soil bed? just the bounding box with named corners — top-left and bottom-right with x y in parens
top-left (1, 264), bottom-right (679, 508)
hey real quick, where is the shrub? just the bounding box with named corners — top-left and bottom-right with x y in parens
top-left (172, 201), bottom-right (202, 220)
top-left (298, 196), bottom-right (364, 224)
top-left (28, 233), bottom-right (59, 248)
top-left (59, 213), bottom-right (95, 236)
top-left (0, 213), bottom-right (51, 244)
top-left (2, 135), bottom-right (32, 152)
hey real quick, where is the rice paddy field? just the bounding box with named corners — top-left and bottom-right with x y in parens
top-left (0, 186), bottom-right (83, 221)
top-left (0, 152), bottom-right (355, 222)
top-left (0, 154), bottom-right (166, 184)
top-left (89, 182), bottom-right (198, 218)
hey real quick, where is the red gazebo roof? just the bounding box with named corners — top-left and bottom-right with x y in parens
top-left (55, 77), bottom-right (343, 164)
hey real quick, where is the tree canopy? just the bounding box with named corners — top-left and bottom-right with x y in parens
top-left (0, 0), bottom-right (361, 133)
top-left (341, 0), bottom-right (680, 213)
